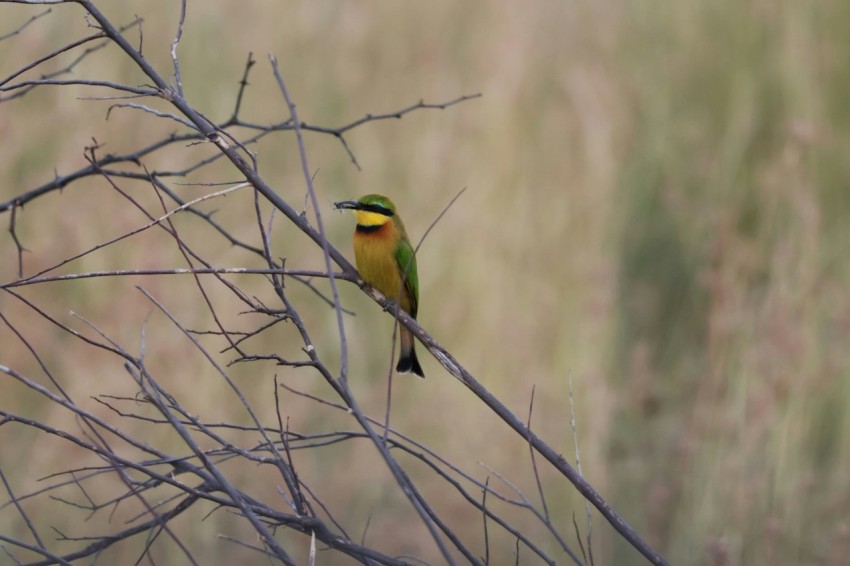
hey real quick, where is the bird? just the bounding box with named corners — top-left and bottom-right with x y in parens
top-left (334, 194), bottom-right (424, 378)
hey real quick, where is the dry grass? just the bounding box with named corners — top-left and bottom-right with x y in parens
top-left (2, 1), bottom-right (850, 564)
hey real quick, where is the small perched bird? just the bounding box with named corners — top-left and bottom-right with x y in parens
top-left (334, 194), bottom-right (424, 378)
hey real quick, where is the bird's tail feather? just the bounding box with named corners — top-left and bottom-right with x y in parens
top-left (397, 343), bottom-right (425, 378)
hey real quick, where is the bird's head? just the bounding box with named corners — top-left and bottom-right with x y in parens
top-left (334, 194), bottom-right (397, 227)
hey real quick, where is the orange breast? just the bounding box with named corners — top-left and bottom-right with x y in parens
top-left (353, 224), bottom-right (412, 313)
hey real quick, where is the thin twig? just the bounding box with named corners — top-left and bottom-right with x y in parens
top-left (0, 468), bottom-right (47, 552)
top-left (0, 7), bottom-right (50, 42)
top-left (527, 386), bottom-right (550, 521)
top-left (169, 0), bottom-right (187, 97)
top-left (482, 476), bottom-right (491, 565)
top-left (569, 374), bottom-right (595, 566)
top-left (269, 54), bottom-right (349, 382)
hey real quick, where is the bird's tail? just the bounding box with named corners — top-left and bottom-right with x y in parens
top-left (397, 328), bottom-right (425, 378)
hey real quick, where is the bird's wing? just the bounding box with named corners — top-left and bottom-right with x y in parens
top-left (394, 237), bottom-right (419, 319)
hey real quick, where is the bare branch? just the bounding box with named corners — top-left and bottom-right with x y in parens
top-left (106, 102), bottom-right (199, 130)
top-left (0, 7), bottom-right (50, 41)
top-left (526, 387), bottom-right (550, 521)
top-left (0, 468), bottom-right (46, 552)
top-left (269, 54), bottom-right (349, 382)
top-left (569, 374), bottom-right (595, 566)
top-left (1, 78), bottom-right (158, 97)
top-left (0, 3), bottom-right (669, 564)
top-left (0, 32), bottom-right (103, 87)
top-left (169, 0), bottom-right (187, 97)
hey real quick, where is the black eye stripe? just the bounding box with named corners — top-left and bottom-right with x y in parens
top-left (360, 203), bottom-right (394, 216)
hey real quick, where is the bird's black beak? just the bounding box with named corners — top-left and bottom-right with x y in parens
top-left (333, 200), bottom-right (361, 211)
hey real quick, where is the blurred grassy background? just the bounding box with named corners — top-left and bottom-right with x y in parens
top-left (3, 0), bottom-right (850, 564)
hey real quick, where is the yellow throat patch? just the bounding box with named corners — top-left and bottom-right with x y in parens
top-left (354, 210), bottom-right (392, 227)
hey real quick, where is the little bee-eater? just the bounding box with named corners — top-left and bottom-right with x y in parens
top-left (334, 194), bottom-right (424, 378)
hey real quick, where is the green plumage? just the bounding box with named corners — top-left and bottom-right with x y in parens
top-left (393, 229), bottom-right (419, 318)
